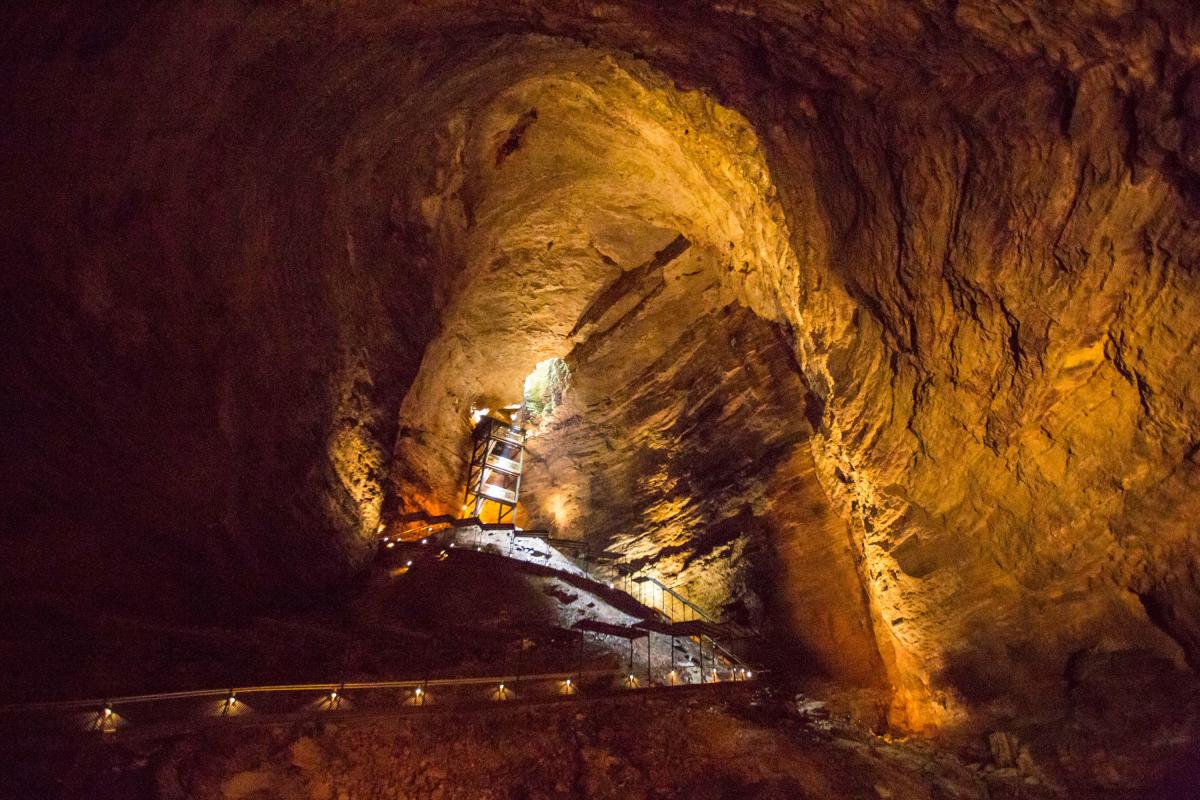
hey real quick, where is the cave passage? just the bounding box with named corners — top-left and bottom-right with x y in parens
top-left (4, 3), bottom-right (1200, 796)
top-left (376, 40), bottom-right (882, 708)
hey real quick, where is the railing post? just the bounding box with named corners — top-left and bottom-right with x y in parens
top-left (516, 637), bottom-right (523, 691)
top-left (646, 633), bottom-right (652, 690)
top-left (576, 632), bottom-right (584, 692)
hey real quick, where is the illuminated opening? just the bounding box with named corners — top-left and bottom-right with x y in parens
top-left (523, 357), bottom-right (570, 430)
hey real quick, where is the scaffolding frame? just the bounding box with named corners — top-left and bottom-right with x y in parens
top-left (463, 415), bottom-right (526, 524)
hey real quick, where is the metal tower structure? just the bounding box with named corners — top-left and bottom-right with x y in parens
top-left (463, 411), bottom-right (526, 524)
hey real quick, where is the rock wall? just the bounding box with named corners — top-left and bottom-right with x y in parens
top-left (2, 1), bottom-right (1199, 748)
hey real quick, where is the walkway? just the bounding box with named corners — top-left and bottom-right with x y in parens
top-left (1, 520), bottom-right (760, 741)
top-left (391, 519), bottom-right (757, 674)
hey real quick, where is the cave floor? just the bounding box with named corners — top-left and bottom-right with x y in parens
top-left (6, 690), bottom-right (1070, 800)
top-left (6, 541), bottom-right (1195, 798)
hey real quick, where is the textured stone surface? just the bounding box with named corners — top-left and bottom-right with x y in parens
top-left (2, 2), bottom-right (1200, 783)
top-left (18, 698), bottom-right (1066, 800)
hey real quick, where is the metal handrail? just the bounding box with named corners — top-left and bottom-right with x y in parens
top-left (0, 669), bottom-right (634, 715)
top-left (384, 526), bottom-right (756, 671)
top-left (633, 576), bottom-right (715, 623)
top-left (0, 667), bottom-right (764, 718)
top-left (606, 572), bottom-right (753, 670)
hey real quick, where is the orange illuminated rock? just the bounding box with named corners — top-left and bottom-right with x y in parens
top-left (2, 4), bottom-right (1199, 790)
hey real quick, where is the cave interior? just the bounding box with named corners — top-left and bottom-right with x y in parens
top-left (3, 2), bottom-right (1200, 798)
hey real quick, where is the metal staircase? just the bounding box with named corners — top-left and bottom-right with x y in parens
top-left (463, 413), bottom-right (526, 523)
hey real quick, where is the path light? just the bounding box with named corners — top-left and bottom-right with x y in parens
top-left (386, 542), bottom-right (395, 549)
top-left (421, 538), bottom-right (428, 545)
top-left (102, 703), bottom-right (112, 718)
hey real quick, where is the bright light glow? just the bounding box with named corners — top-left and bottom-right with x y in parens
top-left (103, 706), bottom-right (112, 717)
top-left (386, 542), bottom-right (395, 549)
top-left (421, 538), bottom-right (428, 545)
top-left (546, 492), bottom-right (572, 529)
top-left (470, 407), bottom-right (491, 424)
top-left (415, 687), bottom-right (423, 696)
top-left (406, 560), bottom-right (413, 567)
top-left (330, 691), bottom-right (338, 700)
top-left (523, 357), bottom-right (569, 428)
top-left (499, 684), bottom-right (505, 691)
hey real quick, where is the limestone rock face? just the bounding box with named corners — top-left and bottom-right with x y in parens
top-left (3, 1), bottom-right (1200, 768)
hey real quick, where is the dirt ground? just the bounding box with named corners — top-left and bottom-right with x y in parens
top-left (3, 689), bottom-right (1084, 800)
